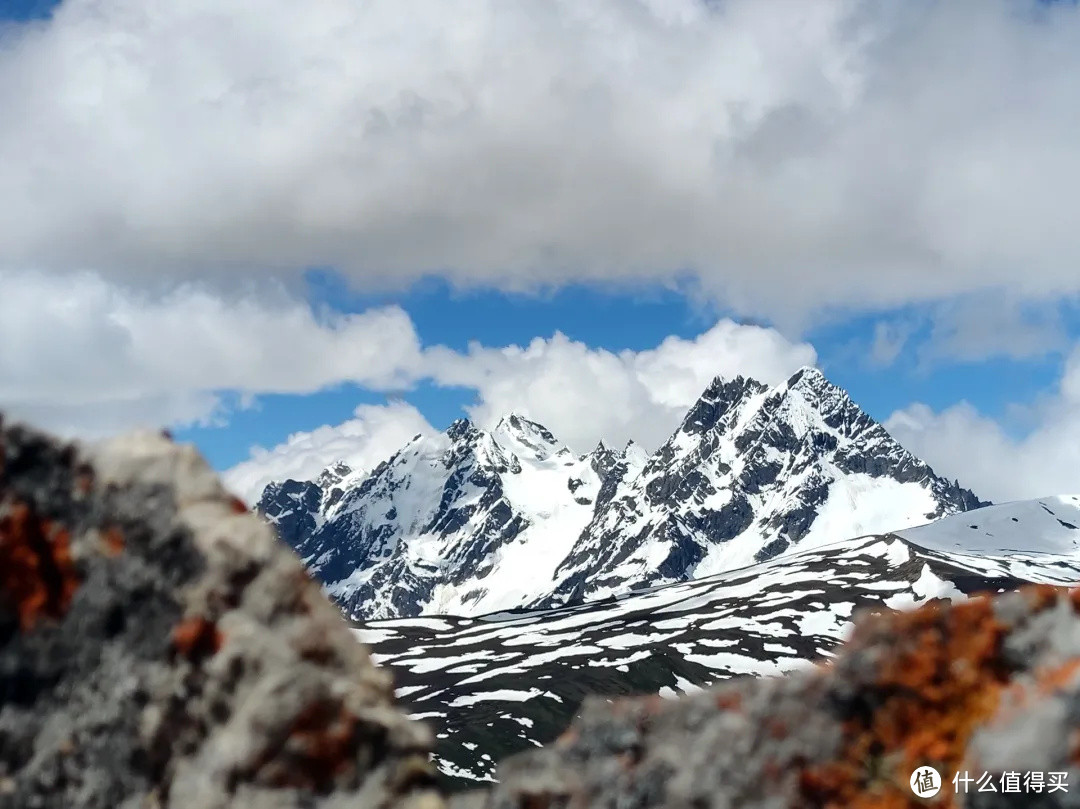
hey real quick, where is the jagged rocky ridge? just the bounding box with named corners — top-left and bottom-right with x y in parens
top-left (356, 496), bottom-right (1080, 788)
top-left (259, 367), bottom-right (985, 620)
top-left (260, 415), bottom-right (644, 619)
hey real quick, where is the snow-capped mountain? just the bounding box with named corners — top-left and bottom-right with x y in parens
top-left (540, 367), bottom-right (984, 606)
top-left (355, 495), bottom-right (1080, 788)
top-left (259, 414), bottom-right (644, 619)
top-left (259, 366), bottom-right (984, 619)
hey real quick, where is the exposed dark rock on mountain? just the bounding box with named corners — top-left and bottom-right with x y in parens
top-left (357, 498), bottom-right (1080, 789)
top-left (0, 418), bottom-right (442, 809)
top-left (260, 368), bottom-right (986, 620)
top-left (258, 414), bottom-right (627, 620)
top-left (542, 367), bottom-right (986, 607)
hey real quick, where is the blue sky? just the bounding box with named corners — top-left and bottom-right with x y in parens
top-left (2, 0), bottom-right (1080, 504)
top-left (171, 274), bottom-right (1073, 472)
top-left (0, 0), bottom-right (56, 22)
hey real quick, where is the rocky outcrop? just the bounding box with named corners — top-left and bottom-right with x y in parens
top-left (0, 419), bottom-right (443, 809)
top-left (481, 586), bottom-right (1080, 809)
top-left (6, 414), bottom-right (1080, 809)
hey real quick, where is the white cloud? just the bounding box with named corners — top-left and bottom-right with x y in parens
top-left (0, 270), bottom-right (423, 436)
top-left (2, 391), bottom-right (226, 441)
top-left (886, 347), bottom-right (1080, 501)
top-left (214, 314), bottom-right (815, 500)
top-left (222, 402), bottom-right (435, 505)
top-left (868, 320), bottom-right (914, 368)
top-left (427, 320), bottom-right (816, 452)
top-left (0, 269), bottom-right (814, 450)
top-left (1, 1), bottom-right (1079, 321)
top-left (918, 295), bottom-right (1067, 365)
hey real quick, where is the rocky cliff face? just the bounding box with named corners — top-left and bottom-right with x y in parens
top-left (0, 417), bottom-right (442, 809)
top-left (543, 367), bottom-right (985, 606)
top-left (258, 415), bottom-right (638, 620)
top-left (260, 367), bottom-right (985, 620)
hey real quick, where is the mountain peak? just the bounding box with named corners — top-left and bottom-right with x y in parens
top-left (782, 366), bottom-right (839, 401)
top-left (544, 364), bottom-right (986, 606)
top-left (495, 412), bottom-right (555, 438)
top-left (699, 374), bottom-right (767, 401)
top-left (785, 365), bottom-right (825, 386)
top-left (677, 374), bottom-right (769, 438)
top-left (492, 413), bottom-right (561, 455)
top-left (446, 417), bottom-right (477, 443)
top-left (316, 460), bottom-right (353, 490)
top-left (258, 362), bottom-right (987, 623)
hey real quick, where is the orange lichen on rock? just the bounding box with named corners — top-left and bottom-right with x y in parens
top-left (75, 466), bottom-right (94, 496)
top-left (800, 593), bottom-right (1014, 809)
top-left (258, 700), bottom-right (363, 790)
top-left (1022, 583), bottom-right (1065, 613)
top-left (100, 526), bottom-right (125, 557)
top-left (1035, 658), bottom-right (1080, 697)
top-left (714, 692), bottom-right (742, 712)
top-left (171, 616), bottom-right (224, 661)
top-left (0, 500), bottom-right (80, 630)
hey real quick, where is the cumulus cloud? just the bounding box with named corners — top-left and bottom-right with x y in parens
top-left (427, 320), bottom-right (817, 451)
top-left (216, 315), bottom-right (816, 497)
top-left (1, 268), bottom-right (814, 482)
top-left (222, 402), bottom-right (435, 505)
top-left (886, 347), bottom-right (1080, 501)
top-left (0, 270), bottom-right (423, 435)
top-left (1, 1), bottom-right (1079, 320)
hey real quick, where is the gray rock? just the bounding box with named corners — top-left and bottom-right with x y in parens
top-left (481, 586), bottom-right (1080, 809)
top-left (0, 419), bottom-right (444, 809)
top-left (8, 412), bottom-right (1080, 809)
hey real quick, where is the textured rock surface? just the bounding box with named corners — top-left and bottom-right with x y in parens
top-left (0, 419), bottom-right (443, 809)
top-left (259, 367), bottom-right (986, 621)
top-left (257, 415), bottom-right (627, 620)
top-left (7, 412), bottom-right (1080, 809)
top-left (544, 367), bottom-right (986, 607)
top-left (482, 586), bottom-right (1080, 809)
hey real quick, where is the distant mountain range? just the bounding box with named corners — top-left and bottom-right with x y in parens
top-left (355, 496), bottom-right (1080, 787)
top-left (255, 368), bottom-right (1080, 790)
top-left (258, 366), bottom-right (985, 619)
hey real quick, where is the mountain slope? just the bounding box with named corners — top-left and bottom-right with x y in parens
top-left (355, 495), bottom-right (1080, 788)
top-left (259, 414), bottom-right (642, 619)
top-left (540, 367), bottom-right (984, 606)
top-left (261, 366), bottom-right (986, 619)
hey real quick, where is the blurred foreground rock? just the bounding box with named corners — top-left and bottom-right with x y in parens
top-left (0, 420), bottom-right (442, 809)
top-left (7, 416), bottom-right (1080, 809)
top-left (483, 585), bottom-right (1080, 809)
